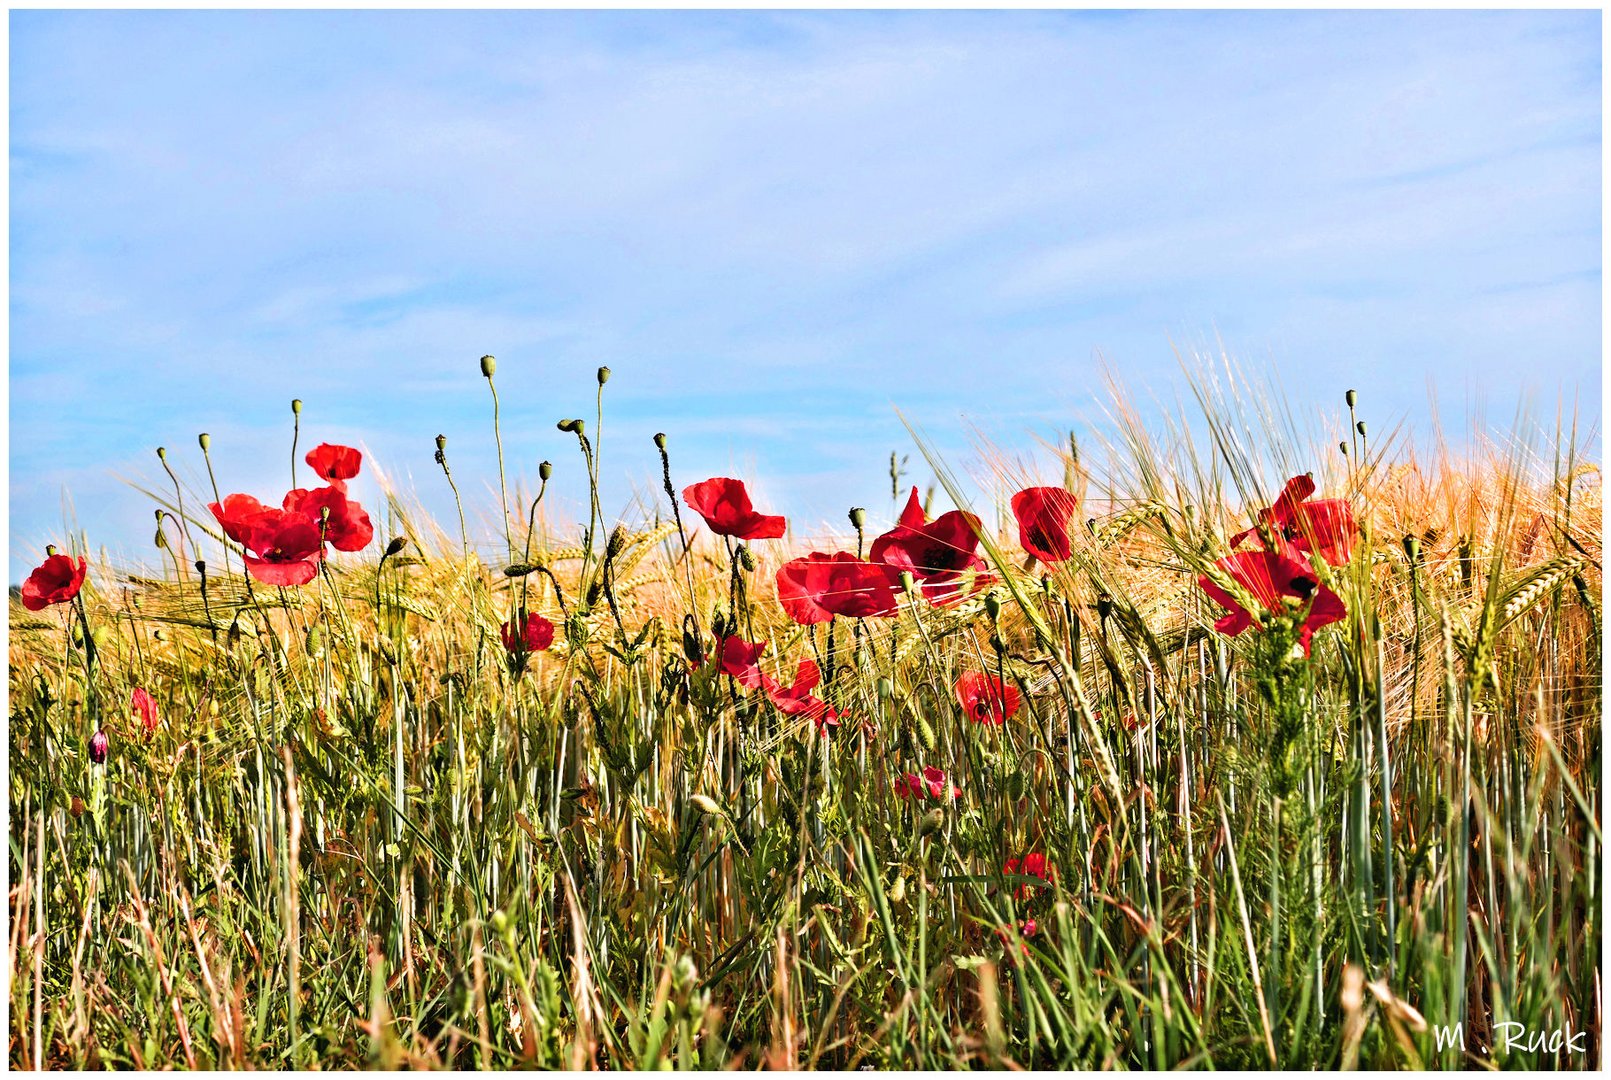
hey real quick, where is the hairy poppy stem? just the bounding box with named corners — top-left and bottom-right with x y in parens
top-left (481, 360), bottom-right (515, 562)
top-left (290, 398), bottom-right (302, 489)
top-left (433, 435), bottom-right (470, 560)
top-left (655, 433), bottom-right (702, 639)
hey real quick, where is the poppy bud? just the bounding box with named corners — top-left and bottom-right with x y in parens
top-left (198, 433), bottom-right (211, 452)
top-left (291, 398), bottom-right (303, 415)
top-left (45, 544), bottom-right (57, 557)
top-left (848, 507), bottom-right (866, 530)
top-left (539, 461), bottom-right (553, 481)
top-left (155, 527), bottom-right (167, 549)
top-left (682, 628), bottom-right (703, 665)
top-left (1402, 534), bottom-right (1420, 562)
top-left (156, 446), bottom-right (167, 461)
top-left (1096, 593), bottom-right (1112, 620)
top-left (585, 580), bottom-right (602, 608)
top-left (984, 593), bottom-right (1001, 621)
top-left (899, 570), bottom-right (917, 595)
top-left (597, 366), bottom-right (611, 386)
top-left (306, 625), bottom-right (323, 654)
top-left (480, 355), bottom-right (496, 378)
top-left (558, 418), bottom-right (584, 435)
top-left (919, 808), bottom-right (945, 837)
top-left (435, 434), bottom-right (448, 451)
top-left (653, 432), bottom-right (668, 451)
top-left (386, 536), bottom-right (408, 557)
top-left (194, 559), bottom-right (206, 575)
top-left (89, 729), bottom-right (109, 765)
top-left (738, 545), bottom-right (756, 572)
top-left (1356, 421), bottom-right (1367, 437)
top-left (1339, 442), bottom-right (1348, 456)
top-left (1345, 389), bottom-right (1358, 408)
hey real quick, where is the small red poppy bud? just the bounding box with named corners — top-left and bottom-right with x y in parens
top-left (480, 355), bottom-right (496, 378)
top-left (89, 729), bottom-right (109, 765)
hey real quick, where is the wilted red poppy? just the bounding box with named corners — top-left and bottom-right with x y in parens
top-left (870, 488), bottom-right (990, 605)
top-left (766, 659), bottom-right (842, 735)
top-left (20, 553), bottom-right (88, 611)
top-left (1231, 474), bottom-right (1357, 566)
top-left (89, 729), bottom-right (109, 765)
top-left (776, 552), bottom-right (900, 624)
top-left (717, 635), bottom-right (769, 689)
top-left (954, 670), bottom-right (1021, 726)
top-left (131, 687), bottom-right (158, 737)
top-left (306, 443), bottom-right (362, 486)
top-left (1199, 547), bottom-right (1347, 657)
top-left (894, 766), bottom-right (960, 801)
top-left (1003, 853), bottom-right (1052, 900)
top-left (1011, 486), bottom-right (1080, 563)
top-left (283, 486), bottom-right (375, 552)
top-left (241, 512), bottom-right (324, 586)
top-left (682, 478), bottom-right (786, 540)
top-left (501, 612), bottom-right (556, 655)
top-left (995, 917), bottom-right (1039, 952)
top-left (209, 494), bottom-right (276, 545)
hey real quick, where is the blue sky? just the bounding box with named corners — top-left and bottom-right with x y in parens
top-left (10, 10), bottom-right (1601, 579)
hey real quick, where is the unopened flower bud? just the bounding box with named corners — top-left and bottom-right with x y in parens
top-left (920, 808), bottom-right (945, 837)
top-left (291, 398), bottom-right (303, 414)
top-left (156, 446), bottom-right (167, 461)
top-left (89, 729), bottom-right (109, 765)
top-left (1402, 535), bottom-right (1420, 562)
top-left (538, 461), bottom-right (553, 481)
top-left (45, 544), bottom-right (57, 557)
top-left (653, 432), bottom-right (668, 451)
top-left (597, 365), bottom-right (611, 386)
top-left (197, 433), bottom-right (211, 452)
top-left (738, 545), bottom-right (756, 572)
top-left (984, 593), bottom-right (1002, 621)
top-left (848, 507), bottom-right (866, 530)
top-left (194, 559), bottom-right (206, 575)
top-left (1345, 389), bottom-right (1358, 408)
top-left (1356, 421), bottom-right (1367, 437)
top-left (479, 354), bottom-right (496, 378)
top-left (1339, 441), bottom-right (1349, 456)
top-left (899, 570), bottom-right (917, 595)
top-left (386, 536), bottom-right (407, 557)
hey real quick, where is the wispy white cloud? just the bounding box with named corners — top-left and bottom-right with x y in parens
top-left (10, 10), bottom-right (1599, 578)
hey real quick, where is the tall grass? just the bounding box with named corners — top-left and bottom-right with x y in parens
top-left (8, 362), bottom-right (1600, 1069)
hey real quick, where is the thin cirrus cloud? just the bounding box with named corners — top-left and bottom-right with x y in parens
top-left (10, 9), bottom-right (1600, 580)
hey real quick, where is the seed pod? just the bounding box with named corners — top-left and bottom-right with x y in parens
top-left (198, 432), bottom-right (211, 452)
top-left (538, 461), bottom-right (553, 481)
top-left (848, 506), bottom-right (866, 530)
top-left (654, 432), bottom-right (668, 451)
top-left (435, 434), bottom-right (448, 452)
top-left (291, 398), bottom-right (303, 414)
top-left (1356, 421), bottom-right (1367, 437)
top-left (156, 446), bottom-right (167, 461)
top-left (479, 354), bottom-right (497, 378)
top-left (597, 366), bottom-right (611, 386)
top-left (1345, 389), bottom-right (1358, 408)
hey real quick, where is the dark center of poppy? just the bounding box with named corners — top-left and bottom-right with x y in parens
top-left (973, 700), bottom-right (991, 719)
top-left (1027, 526), bottom-right (1053, 551)
top-left (1289, 575), bottom-right (1316, 599)
top-left (920, 543), bottom-right (953, 573)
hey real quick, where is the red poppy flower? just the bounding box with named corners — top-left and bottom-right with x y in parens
top-left (283, 485), bottom-right (375, 552)
top-left (1003, 853), bottom-right (1052, 900)
top-left (20, 553), bottom-right (88, 611)
top-left (241, 512), bottom-right (324, 586)
top-left (776, 552), bottom-right (900, 624)
top-left (954, 670), bottom-right (1021, 726)
top-left (682, 477), bottom-right (786, 540)
top-left (894, 765), bottom-right (960, 801)
top-left (501, 612), bottom-right (556, 654)
top-left (870, 488), bottom-right (990, 605)
top-left (1011, 486), bottom-right (1080, 563)
top-left (306, 443), bottom-right (362, 486)
top-left (717, 635), bottom-right (769, 689)
top-left (89, 729), bottom-right (109, 765)
top-left (1199, 547), bottom-right (1347, 657)
top-left (131, 687), bottom-right (158, 737)
top-left (1231, 474), bottom-right (1357, 566)
top-left (765, 659), bottom-right (842, 735)
top-left (209, 494), bottom-right (276, 546)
